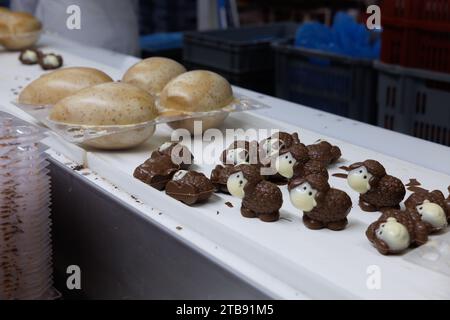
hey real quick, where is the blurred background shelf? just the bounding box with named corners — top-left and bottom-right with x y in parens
top-left (376, 62), bottom-right (450, 146)
top-left (274, 41), bottom-right (377, 124)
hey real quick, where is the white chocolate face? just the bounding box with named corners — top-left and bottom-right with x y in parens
top-left (275, 152), bottom-right (297, 179)
top-left (172, 170), bottom-right (188, 181)
top-left (227, 171), bottom-right (248, 199)
top-left (347, 166), bottom-right (373, 194)
top-left (23, 50), bottom-right (38, 62)
top-left (226, 148), bottom-right (247, 165)
top-left (376, 217), bottom-right (410, 252)
top-left (289, 182), bottom-right (318, 212)
top-left (159, 142), bottom-right (173, 152)
top-left (416, 200), bottom-right (448, 230)
top-left (43, 55), bottom-right (59, 66)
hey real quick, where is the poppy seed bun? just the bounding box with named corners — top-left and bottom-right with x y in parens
top-left (0, 11), bottom-right (42, 50)
top-left (19, 67), bottom-right (113, 106)
top-left (159, 70), bottom-right (233, 113)
top-left (50, 82), bottom-right (158, 126)
top-left (122, 57), bottom-right (186, 96)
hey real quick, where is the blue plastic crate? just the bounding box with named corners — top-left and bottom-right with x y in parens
top-left (274, 41), bottom-right (377, 124)
top-left (183, 23), bottom-right (299, 74)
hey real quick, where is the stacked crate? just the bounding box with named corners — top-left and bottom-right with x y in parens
top-left (377, 0), bottom-right (450, 146)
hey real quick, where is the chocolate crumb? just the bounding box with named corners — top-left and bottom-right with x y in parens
top-left (225, 201), bottom-right (234, 208)
top-left (158, 212), bottom-right (162, 215)
top-left (176, 226), bottom-right (182, 231)
top-left (406, 178), bottom-right (421, 187)
top-left (216, 211), bottom-right (220, 215)
top-left (407, 186), bottom-right (429, 193)
top-left (72, 165), bottom-right (84, 171)
top-left (332, 173), bottom-right (348, 179)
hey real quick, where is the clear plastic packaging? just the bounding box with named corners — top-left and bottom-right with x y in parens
top-left (12, 93), bottom-right (269, 144)
top-left (0, 111), bottom-right (57, 300)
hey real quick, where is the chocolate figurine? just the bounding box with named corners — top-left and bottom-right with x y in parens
top-left (211, 164), bottom-right (241, 194)
top-left (307, 140), bottom-right (341, 166)
top-left (289, 174), bottom-right (352, 231)
top-left (347, 160), bottom-right (406, 212)
top-left (165, 170), bottom-right (214, 205)
top-left (259, 132), bottom-right (301, 163)
top-left (151, 142), bottom-right (193, 170)
top-left (19, 49), bottom-right (41, 65)
top-left (227, 164), bottom-right (283, 222)
top-left (445, 186), bottom-right (450, 214)
top-left (274, 144), bottom-right (329, 183)
top-left (39, 53), bottom-right (63, 70)
top-left (405, 190), bottom-right (449, 233)
top-left (133, 154), bottom-right (180, 190)
top-left (366, 210), bottom-right (429, 255)
top-left (220, 140), bottom-right (259, 166)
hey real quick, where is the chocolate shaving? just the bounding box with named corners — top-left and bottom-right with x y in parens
top-left (225, 201), bottom-right (234, 208)
top-left (332, 173), bottom-right (348, 179)
top-left (406, 178), bottom-right (421, 187)
top-left (407, 186), bottom-right (429, 193)
top-left (339, 166), bottom-right (351, 172)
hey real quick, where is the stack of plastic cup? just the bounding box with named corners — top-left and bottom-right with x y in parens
top-left (0, 112), bottom-right (56, 300)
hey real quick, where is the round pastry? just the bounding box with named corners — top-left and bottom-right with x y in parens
top-left (159, 70), bottom-right (234, 134)
top-left (19, 67), bottom-right (113, 106)
top-left (50, 82), bottom-right (158, 149)
top-left (0, 11), bottom-right (42, 50)
top-left (122, 57), bottom-right (186, 96)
